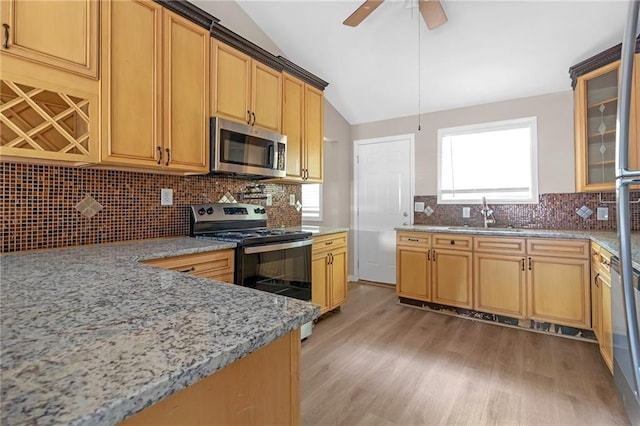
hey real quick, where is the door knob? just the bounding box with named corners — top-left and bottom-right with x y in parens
top-left (403, 212), bottom-right (408, 217)
top-left (403, 222), bottom-right (408, 226)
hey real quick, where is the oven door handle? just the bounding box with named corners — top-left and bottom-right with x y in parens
top-left (243, 238), bottom-right (313, 254)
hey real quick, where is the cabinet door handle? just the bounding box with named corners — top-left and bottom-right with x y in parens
top-left (2, 24), bottom-right (9, 49)
top-left (450, 240), bottom-right (455, 245)
top-left (407, 238), bottom-right (419, 242)
top-left (427, 250), bottom-right (430, 261)
top-left (246, 110), bottom-right (251, 124)
top-left (594, 273), bottom-right (600, 288)
top-left (528, 257), bottom-right (532, 270)
top-left (251, 112), bottom-right (256, 126)
top-left (178, 267), bottom-right (195, 273)
top-left (165, 148), bottom-right (171, 166)
top-left (432, 250), bottom-right (437, 261)
top-left (325, 240), bottom-right (333, 245)
top-left (156, 146), bottom-right (163, 165)
top-left (521, 258), bottom-right (525, 271)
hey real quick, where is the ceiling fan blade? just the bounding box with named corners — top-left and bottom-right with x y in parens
top-left (343, 0), bottom-right (384, 27)
top-left (419, 0), bottom-right (448, 30)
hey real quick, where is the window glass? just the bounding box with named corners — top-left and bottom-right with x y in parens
top-left (302, 183), bottom-right (322, 221)
top-left (437, 117), bottom-right (538, 204)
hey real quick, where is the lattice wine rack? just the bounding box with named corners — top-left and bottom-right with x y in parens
top-left (0, 79), bottom-right (95, 162)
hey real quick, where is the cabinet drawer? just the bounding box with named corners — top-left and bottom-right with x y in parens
top-left (313, 232), bottom-right (347, 252)
top-left (527, 238), bottom-right (589, 259)
top-left (432, 234), bottom-right (473, 250)
top-left (397, 232), bottom-right (431, 248)
top-left (144, 249), bottom-right (235, 275)
top-left (474, 237), bottom-right (526, 255)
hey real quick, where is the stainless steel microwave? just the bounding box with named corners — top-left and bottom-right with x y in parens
top-left (210, 117), bottom-right (287, 179)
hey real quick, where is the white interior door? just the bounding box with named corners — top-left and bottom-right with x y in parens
top-left (356, 134), bottom-right (413, 285)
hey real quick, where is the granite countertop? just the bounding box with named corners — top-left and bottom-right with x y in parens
top-left (0, 237), bottom-right (320, 425)
top-left (396, 225), bottom-right (640, 269)
top-left (285, 225), bottom-right (350, 237)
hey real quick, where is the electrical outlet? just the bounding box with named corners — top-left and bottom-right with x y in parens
top-left (289, 194), bottom-right (296, 206)
top-left (414, 202), bottom-right (425, 212)
top-left (161, 188), bottom-right (173, 206)
top-left (597, 207), bottom-right (609, 221)
top-left (462, 207), bottom-right (471, 218)
top-left (266, 194), bottom-right (273, 206)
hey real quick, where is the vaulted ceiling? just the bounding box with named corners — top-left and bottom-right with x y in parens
top-left (197, 1), bottom-right (630, 125)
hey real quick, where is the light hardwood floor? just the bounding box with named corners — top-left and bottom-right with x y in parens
top-left (301, 282), bottom-right (629, 426)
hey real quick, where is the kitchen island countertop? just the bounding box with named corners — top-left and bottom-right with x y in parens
top-left (0, 237), bottom-right (320, 425)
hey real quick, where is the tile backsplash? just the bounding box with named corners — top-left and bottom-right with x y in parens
top-left (413, 193), bottom-right (640, 231)
top-left (1, 162), bottom-right (302, 253)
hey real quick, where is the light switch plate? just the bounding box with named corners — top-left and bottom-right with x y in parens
top-left (266, 194), bottom-right (273, 206)
top-left (289, 194), bottom-right (296, 206)
top-left (462, 207), bottom-right (471, 218)
top-left (161, 188), bottom-right (173, 206)
top-left (597, 207), bottom-right (609, 221)
top-left (414, 202), bottom-right (425, 212)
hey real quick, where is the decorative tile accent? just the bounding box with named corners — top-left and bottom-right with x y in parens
top-left (413, 193), bottom-right (640, 231)
top-left (424, 205), bottom-right (434, 216)
top-left (218, 191), bottom-right (237, 203)
top-left (75, 194), bottom-right (103, 218)
top-left (1, 162), bottom-right (302, 253)
top-left (576, 205), bottom-right (593, 219)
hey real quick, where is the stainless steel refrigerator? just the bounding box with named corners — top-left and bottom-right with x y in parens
top-left (613, 1), bottom-right (640, 424)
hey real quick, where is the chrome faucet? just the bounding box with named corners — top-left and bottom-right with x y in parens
top-left (481, 196), bottom-right (496, 228)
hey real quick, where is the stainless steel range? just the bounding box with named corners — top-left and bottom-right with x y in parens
top-left (189, 203), bottom-right (313, 302)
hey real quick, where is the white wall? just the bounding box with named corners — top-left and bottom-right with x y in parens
top-left (351, 91), bottom-right (576, 195)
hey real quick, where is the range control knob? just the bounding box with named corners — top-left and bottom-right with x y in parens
top-left (260, 208), bottom-right (266, 214)
top-left (206, 207), bottom-right (214, 215)
top-left (197, 208), bottom-right (206, 216)
top-left (254, 208), bottom-right (261, 214)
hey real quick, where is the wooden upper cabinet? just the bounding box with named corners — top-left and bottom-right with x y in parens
top-left (0, 0), bottom-right (99, 78)
top-left (282, 73), bottom-right (305, 180)
top-left (304, 84), bottom-right (324, 182)
top-left (101, 0), bottom-right (209, 173)
top-left (163, 9), bottom-right (209, 172)
top-left (211, 40), bottom-right (282, 132)
top-left (281, 72), bottom-right (324, 182)
top-left (101, 0), bottom-right (162, 168)
top-left (574, 53), bottom-right (640, 192)
top-left (211, 41), bottom-right (252, 125)
top-left (252, 61), bottom-right (282, 132)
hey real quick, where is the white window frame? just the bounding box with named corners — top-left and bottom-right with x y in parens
top-left (301, 183), bottom-right (322, 222)
top-left (437, 117), bottom-right (539, 204)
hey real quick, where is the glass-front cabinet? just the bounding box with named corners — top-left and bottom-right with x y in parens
top-left (573, 53), bottom-right (639, 192)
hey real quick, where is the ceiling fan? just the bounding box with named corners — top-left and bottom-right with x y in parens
top-left (343, 0), bottom-right (448, 30)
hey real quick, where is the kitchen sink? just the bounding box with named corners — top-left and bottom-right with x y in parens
top-left (445, 226), bottom-right (521, 232)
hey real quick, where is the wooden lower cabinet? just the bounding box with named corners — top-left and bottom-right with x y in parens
top-left (527, 255), bottom-right (591, 329)
top-left (312, 233), bottom-right (348, 315)
top-left (397, 233), bottom-right (592, 330)
top-left (592, 242), bottom-right (613, 372)
top-left (143, 249), bottom-right (235, 283)
top-left (397, 245), bottom-right (431, 301)
top-left (432, 248), bottom-right (473, 309)
top-left (474, 253), bottom-right (527, 318)
top-left (120, 329), bottom-right (301, 426)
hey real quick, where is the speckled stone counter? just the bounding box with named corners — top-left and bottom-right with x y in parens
top-left (285, 225), bottom-right (350, 237)
top-left (0, 237), bottom-right (320, 425)
top-left (396, 225), bottom-right (640, 270)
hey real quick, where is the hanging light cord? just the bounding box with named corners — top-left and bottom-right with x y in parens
top-left (417, 7), bottom-right (422, 131)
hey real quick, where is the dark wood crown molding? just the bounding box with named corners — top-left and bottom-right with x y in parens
top-left (278, 56), bottom-right (329, 90)
top-left (210, 23), bottom-right (284, 72)
top-left (153, 0), bottom-right (219, 30)
top-left (153, 0), bottom-right (329, 91)
top-left (569, 36), bottom-right (640, 89)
